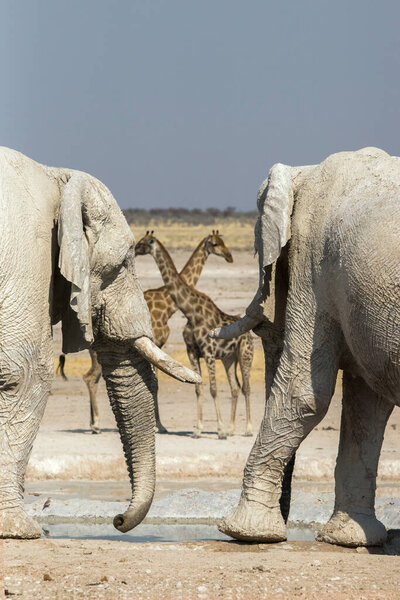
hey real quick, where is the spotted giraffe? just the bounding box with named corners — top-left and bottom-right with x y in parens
top-left (58, 231), bottom-right (233, 434)
top-left (141, 230), bottom-right (233, 347)
top-left (135, 233), bottom-right (253, 439)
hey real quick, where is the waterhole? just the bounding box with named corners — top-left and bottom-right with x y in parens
top-left (41, 522), bottom-right (316, 543)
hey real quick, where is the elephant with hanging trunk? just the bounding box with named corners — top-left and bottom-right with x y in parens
top-left (0, 147), bottom-right (200, 539)
top-left (211, 147), bottom-right (400, 547)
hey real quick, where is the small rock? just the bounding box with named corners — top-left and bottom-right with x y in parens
top-left (43, 573), bottom-right (52, 582)
top-left (145, 569), bottom-right (151, 574)
top-left (197, 585), bottom-right (208, 592)
top-left (356, 547), bottom-right (368, 553)
top-left (176, 581), bottom-right (182, 588)
top-left (101, 576), bottom-right (108, 582)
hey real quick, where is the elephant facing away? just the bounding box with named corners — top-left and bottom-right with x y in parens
top-left (0, 147), bottom-right (200, 539)
top-left (212, 147), bottom-right (400, 547)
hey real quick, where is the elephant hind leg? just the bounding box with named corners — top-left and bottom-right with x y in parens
top-left (0, 348), bottom-right (52, 538)
top-left (219, 317), bottom-right (341, 542)
top-left (317, 373), bottom-right (393, 547)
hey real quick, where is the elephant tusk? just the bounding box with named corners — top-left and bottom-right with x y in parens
top-left (133, 336), bottom-right (201, 384)
top-left (209, 315), bottom-right (262, 339)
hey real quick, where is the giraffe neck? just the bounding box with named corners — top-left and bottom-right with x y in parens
top-left (152, 241), bottom-right (201, 318)
top-left (179, 238), bottom-right (208, 287)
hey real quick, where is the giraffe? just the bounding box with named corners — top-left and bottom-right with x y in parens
top-left (141, 230), bottom-right (233, 348)
top-left (58, 231), bottom-right (233, 434)
top-left (135, 232), bottom-right (254, 439)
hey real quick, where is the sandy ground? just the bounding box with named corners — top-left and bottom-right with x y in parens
top-left (2, 250), bottom-right (400, 599)
top-left (4, 538), bottom-right (400, 599)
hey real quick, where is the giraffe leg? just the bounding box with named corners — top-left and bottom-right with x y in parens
top-left (206, 358), bottom-right (226, 440)
top-left (222, 356), bottom-right (240, 436)
top-left (186, 349), bottom-right (203, 437)
top-left (183, 325), bottom-right (204, 437)
top-left (83, 349), bottom-right (102, 434)
top-left (239, 337), bottom-right (253, 436)
top-left (153, 379), bottom-right (168, 434)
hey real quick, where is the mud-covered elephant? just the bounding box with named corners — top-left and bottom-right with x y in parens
top-left (0, 147), bottom-right (199, 539)
top-left (212, 147), bottom-right (400, 547)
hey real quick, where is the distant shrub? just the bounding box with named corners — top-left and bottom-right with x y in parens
top-left (123, 207), bottom-right (257, 227)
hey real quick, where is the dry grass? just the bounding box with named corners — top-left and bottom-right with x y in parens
top-left (53, 346), bottom-right (266, 384)
top-left (131, 221), bottom-right (255, 251)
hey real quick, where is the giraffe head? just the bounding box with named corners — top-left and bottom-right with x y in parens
top-left (204, 230), bottom-right (233, 263)
top-left (135, 230), bottom-right (157, 256)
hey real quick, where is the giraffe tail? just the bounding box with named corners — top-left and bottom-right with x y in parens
top-left (56, 354), bottom-right (68, 381)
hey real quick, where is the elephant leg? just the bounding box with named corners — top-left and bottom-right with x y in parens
top-left (206, 358), bottom-right (226, 440)
top-left (83, 349), bottom-right (102, 434)
top-left (222, 356), bottom-right (240, 436)
top-left (317, 373), bottom-right (393, 547)
top-left (0, 347), bottom-right (52, 538)
top-left (219, 318), bottom-right (340, 541)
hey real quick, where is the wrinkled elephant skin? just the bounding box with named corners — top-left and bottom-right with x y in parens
top-left (0, 147), bottom-right (198, 539)
top-left (213, 148), bottom-right (400, 547)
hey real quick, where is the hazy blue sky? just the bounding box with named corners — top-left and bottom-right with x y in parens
top-left (1, 1), bottom-right (399, 209)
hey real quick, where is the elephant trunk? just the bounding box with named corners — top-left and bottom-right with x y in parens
top-left (209, 315), bottom-right (262, 340)
top-left (96, 346), bottom-right (157, 532)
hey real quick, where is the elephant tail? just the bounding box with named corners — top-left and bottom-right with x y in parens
top-left (56, 354), bottom-right (68, 381)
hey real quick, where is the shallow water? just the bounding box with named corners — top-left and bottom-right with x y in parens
top-left (27, 479), bottom-right (400, 545)
top-left (42, 522), bottom-right (316, 543)
top-left (26, 479), bottom-right (400, 502)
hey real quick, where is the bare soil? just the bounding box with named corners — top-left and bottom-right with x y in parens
top-left (3, 250), bottom-right (399, 599)
top-left (4, 538), bottom-right (400, 599)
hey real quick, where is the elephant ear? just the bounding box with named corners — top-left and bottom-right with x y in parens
top-left (246, 163), bottom-right (295, 322)
top-left (255, 163), bottom-right (294, 271)
top-left (58, 173), bottom-right (94, 353)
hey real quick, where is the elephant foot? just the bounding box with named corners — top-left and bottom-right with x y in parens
top-left (218, 496), bottom-right (286, 542)
top-left (316, 511), bottom-right (387, 547)
top-left (0, 508), bottom-right (42, 539)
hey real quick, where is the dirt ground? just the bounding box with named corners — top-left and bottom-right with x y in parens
top-left (2, 249), bottom-right (400, 599)
top-left (4, 538), bottom-right (400, 599)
